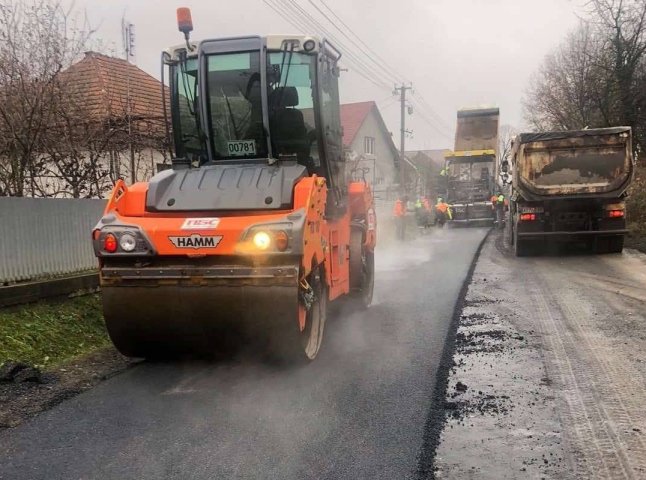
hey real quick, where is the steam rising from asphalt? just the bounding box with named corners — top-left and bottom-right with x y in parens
top-left (0, 228), bottom-right (492, 479)
top-left (138, 229), bottom-right (447, 477)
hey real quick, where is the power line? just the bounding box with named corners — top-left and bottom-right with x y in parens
top-left (312, 1), bottom-right (453, 140)
top-left (410, 107), bottom-right (454, 142)
top-left (410, 104), bottom-right (453, 138)
top-left (263, 0), bottom-right (384, 88)
top-left (317, 0), bottom-right (406, 83)
top-left (411, 91), bottom-right (452, 131)
top-left (264, 0), bottom-right (393, 91)
top-left (378, 97), bottom-right (398, 110)
top-left (307, 0), bottom-right (402, 85)
top-left (279, 0), bottom-right (394, 89)
top-left (263, 0), bottom-right (453, 144)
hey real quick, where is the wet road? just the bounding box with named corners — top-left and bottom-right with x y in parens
top-left (0, 228), bottom-right (488, 480)
top-left (436, 232), bottom-right (646, 479)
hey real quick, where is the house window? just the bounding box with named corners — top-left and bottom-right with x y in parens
top-left (364, 136), bottom-right (375, 155)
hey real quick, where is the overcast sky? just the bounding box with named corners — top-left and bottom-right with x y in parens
top-left (72, 0), bottom-right (584, 150)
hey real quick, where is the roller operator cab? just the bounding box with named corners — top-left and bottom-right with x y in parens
top-left (91, 11), bottom-right (376, 361)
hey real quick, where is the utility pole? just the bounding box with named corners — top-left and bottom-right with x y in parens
top-left (122, 18), bottom-right (136, 184)
top-left (394, 83), bottom-right (412, 195)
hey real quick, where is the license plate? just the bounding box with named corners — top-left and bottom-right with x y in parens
top-left (227, 140), bottom-right (256, 156)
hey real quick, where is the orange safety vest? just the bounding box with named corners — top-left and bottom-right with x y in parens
top-left (423, 199), bottom-right (431, 211)
top-left (435, 202), bottom-right (449, 213)
top-left (393, 200), bottom-right (405, 217)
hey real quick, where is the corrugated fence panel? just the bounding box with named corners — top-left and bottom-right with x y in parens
top-left (0, 198), bottom-right (106, 284)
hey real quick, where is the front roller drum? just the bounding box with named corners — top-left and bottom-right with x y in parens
top-left (102, 275), bottom-right (328, 361)
top-left (103, 284), bottom-right (299, 358)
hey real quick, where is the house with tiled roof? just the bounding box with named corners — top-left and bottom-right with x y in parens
top-left (61, 52), bottom-right (167, 124)
top-left (340, 101), bottom-right (399, 201)
top-left (31, 52), bottom-right (170, 197)
top-left (62, 52), bottom-right (169, 183)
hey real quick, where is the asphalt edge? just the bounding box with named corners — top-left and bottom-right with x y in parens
top-left (414, 228), bottom-right (492, 479)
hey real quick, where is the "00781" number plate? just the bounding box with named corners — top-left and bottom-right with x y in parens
top-left (227, 140), bottom-right (256, 156)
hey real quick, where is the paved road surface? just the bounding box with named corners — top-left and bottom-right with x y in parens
top-left (437, 232), bottom-right (646, 479)
top-left (0, 228), bottom-right (488, 480)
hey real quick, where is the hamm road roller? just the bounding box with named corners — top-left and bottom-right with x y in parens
top-left (91, 9), bottom-right (376, 361)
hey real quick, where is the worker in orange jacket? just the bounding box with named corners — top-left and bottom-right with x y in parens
top-left (435, 197), bottom-right (452, 227)
top-left (393, 197), bottom-right (406, 240)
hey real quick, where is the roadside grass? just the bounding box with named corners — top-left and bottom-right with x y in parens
top-left (627, 164), bottom-right (646, 253)
top-left (0, 294), bottom-right (109, 369)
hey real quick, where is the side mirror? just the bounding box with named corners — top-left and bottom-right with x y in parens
top-left (501, 160), bottom-right (509, 173)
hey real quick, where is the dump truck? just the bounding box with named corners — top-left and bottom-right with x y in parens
top-left (443, 107), bottom-right (500, 226)
top-left (91, 9), bottom-right (376, 361)
top-left (506, 127), bottom-right (634, 256)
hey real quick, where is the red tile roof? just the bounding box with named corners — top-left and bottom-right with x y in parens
top-left (340, 101), bottom-right (375, 146)
top-left (60, 52), bottom-right (167, 121)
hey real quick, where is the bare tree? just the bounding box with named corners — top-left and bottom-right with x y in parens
top-left (0, 0), bottom-right (94, 196)
top-left (524, 23), bottom-right (613, 131)
top-left (588, 0), bottom-right (646, 127)
top-left (37, 80), bottom-right (116, 198)
top-left (524, 1), bottom-right (646, 154)
top-left (497, 125), bottom-right (518, 165)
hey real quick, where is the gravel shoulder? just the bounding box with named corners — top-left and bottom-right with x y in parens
top-left (0, 347), bottom-right (135, 429)
top-left (435, 230), bottom-right (646, 479)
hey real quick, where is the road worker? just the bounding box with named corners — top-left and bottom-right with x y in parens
top-left (414, 197), bottom-right (431, 231)
top-left (393, 197), bottom-right (406, 240)
top-left (435, 197), bottom-right (452, 227)
top-left (491, 191), bottom-right (507, 228)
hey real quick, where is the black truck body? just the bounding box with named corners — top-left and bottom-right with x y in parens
top-left (508, 127), bottom-right (634, 255)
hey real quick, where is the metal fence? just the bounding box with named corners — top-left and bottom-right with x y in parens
top-left (0, 198), bottom-right (106, 284)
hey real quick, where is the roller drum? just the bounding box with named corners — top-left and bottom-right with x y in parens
top-left (100, 264), bottom-right (301, 358)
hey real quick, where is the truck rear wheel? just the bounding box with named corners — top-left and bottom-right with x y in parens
top-left (514, 228), bottom-right (538, 257)
top-left (595, 236), bottom-right (624, 254)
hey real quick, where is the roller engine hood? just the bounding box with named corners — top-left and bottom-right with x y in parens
top-left (145, 162), bottom-right (308, 212)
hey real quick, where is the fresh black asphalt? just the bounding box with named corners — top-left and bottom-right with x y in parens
top-left (0, 228), bottom-right (489, 480)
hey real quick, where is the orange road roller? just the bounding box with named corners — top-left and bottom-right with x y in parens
top-left (91, 11), bottom-right (376, 361)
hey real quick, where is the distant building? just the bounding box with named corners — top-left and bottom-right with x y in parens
top-left (340, 101), bottom-right (399, 202)
top-left (60, 51), bottom-right (170, 183)
top-left (405, 149), bottom-right (452, 200)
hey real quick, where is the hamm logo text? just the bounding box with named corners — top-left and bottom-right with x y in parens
top-left (169, 234), bottom-right (222, 249)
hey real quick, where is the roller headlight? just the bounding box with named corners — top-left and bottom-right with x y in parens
top-left (253, 231), bottom-right (272, 250)
top-left (119, 232), bottom-right (137, 252)
top-left (303, 39), bottom-right (316, 52)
